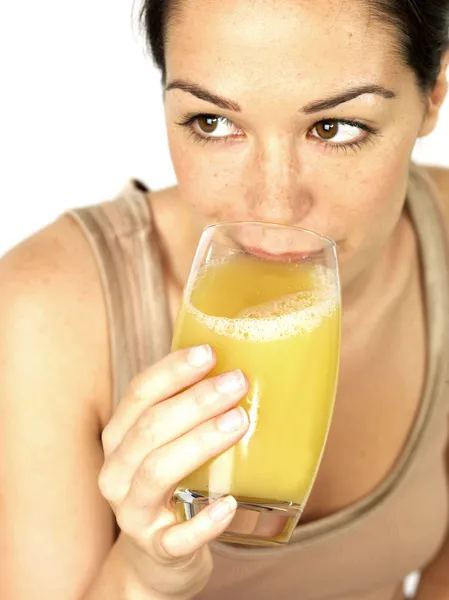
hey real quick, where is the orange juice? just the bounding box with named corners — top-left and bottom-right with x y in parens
top-left (172, 255), bottom-right (340, 506)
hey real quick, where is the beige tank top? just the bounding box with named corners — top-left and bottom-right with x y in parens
top-left (67, 164), bottom-right (449, 600)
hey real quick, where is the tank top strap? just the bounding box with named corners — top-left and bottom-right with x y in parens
top-left (67, 180), bottom-right (172, 410)
top-left (407, 164), bottom-right (449, 406)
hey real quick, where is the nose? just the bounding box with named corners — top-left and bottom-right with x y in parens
top-left (245, 136), bottom-right (312, 224)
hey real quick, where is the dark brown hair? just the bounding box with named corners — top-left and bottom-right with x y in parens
top-left (140, 0), bottom-right (449, 92)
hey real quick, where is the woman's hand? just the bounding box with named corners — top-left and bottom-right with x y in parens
top-left (98, 345), bottom-right (249, 600)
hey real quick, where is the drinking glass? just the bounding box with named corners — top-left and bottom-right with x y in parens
top-left (172, 221), bottom-right (341, 546)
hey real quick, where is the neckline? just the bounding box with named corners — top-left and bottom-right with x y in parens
top-left (208, 163), bottom-right (449, 559)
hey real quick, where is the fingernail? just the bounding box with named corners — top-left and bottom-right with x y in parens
top-left (215, 370), bottom-right (245, 395)
top-left (217, 407), bottom-right (247, 432)
top-left (187, 345), bottom-right (212, 368)
top-left (209, 496), bottom-right (237, 522)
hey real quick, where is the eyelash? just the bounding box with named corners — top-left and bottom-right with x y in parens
top-left (176, 115), bottom-right (237, 146)
top-left (176, 114), bottom-right (379, 154)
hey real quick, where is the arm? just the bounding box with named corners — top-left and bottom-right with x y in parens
top-left (0, 217), bottom-right (149, 600)
top-left (0, 216), bottom-right (244, 600)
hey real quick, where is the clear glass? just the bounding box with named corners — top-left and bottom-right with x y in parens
top-left (171, 221), bottom-right (341, 546)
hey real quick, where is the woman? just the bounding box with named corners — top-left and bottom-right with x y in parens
top-left (1, 0), bottom-right (449, 599)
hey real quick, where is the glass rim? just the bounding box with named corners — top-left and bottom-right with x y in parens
top-left (203, 220), bottom-right (336, 249)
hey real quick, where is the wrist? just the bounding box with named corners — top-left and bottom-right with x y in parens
top-left (116, 534), bottom-right (199, 600)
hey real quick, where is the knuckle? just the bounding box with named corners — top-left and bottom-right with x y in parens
top-left (101, 424), bottom-right (117, 454)
top-left (152, 530), bottom-right (190, 566)
top-left (98, 464), bottom-right (128, 506)
top-left (141, 449), bottom-right (170, 489)
top-left (115, 503), bottom-right (141, 537)
top-left (173, 346), bottom-right (190, 363)
top-left (142, 450), bottom-right (162, 482)
top-left (134, 412), bottom-right (163, 450)
top-left (170, 347), bottom-right (198, 378)
top-left (98, 466), bottom-right (114, 501)
top-left (197, 423), bottom-right (214, 453)
top-left (190, 383), bottom-right (205, 408)
top-left (134, 411), bottom-right (154, 437)
top-left (165, 354), bottom-right (185, 382)
top-left (127, 371), bottom-right (149, 400)
top-left (191, 378), bottom-right (217, 408)
top-left (174, 438), bottom-right (205, 473)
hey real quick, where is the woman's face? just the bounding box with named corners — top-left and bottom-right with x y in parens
top-left (163, 0), bottom-right (441, 286)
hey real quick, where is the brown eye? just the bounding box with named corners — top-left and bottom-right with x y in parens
top-left (309, 120), bottom-right (372, 149)
top-left (314, 121), bottom-right (339, 140)
top-left (197, 116), bottom-right (219, 134)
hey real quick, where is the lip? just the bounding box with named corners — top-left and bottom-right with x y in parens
top-left (245, 246), bottom-right (323, 262)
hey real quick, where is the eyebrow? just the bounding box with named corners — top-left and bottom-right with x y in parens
top-left (165, 80), bottom-right (396, 114)
top-left (301, 85), bottom-right (396, 114)
top-left (166, 80), bottom-right (242, 112)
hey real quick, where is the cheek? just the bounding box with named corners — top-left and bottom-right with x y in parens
top-left (168, 131), bottom-right (248, 220)
top-left (332, 164), bottom-right (409, 272)
top-left (331, 145), bottom-right (412, 255)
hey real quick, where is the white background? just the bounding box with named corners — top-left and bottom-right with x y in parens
top-left (1, 0), bottom-right (448, 258)
top-left (0, 2), bottom-right (441, 594)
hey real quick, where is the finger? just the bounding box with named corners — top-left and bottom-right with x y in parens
top-left (102, 345), bottom-right (216, 456)
top-left (156, 496), bottom-right (238, 559)
top-left (104, 370), bottom-right (248, 500)
top-left (120, 406), bottom-right (249, 523)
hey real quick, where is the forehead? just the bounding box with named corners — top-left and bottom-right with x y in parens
top-left (165, 0), bottom-right (402, 95)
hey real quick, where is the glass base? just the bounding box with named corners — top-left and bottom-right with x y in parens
top-left (174, 488), bottom-right (303, 546)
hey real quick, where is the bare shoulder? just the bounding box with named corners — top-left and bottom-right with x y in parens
top-left (0, 215), bottom-right (115, 598)
top-left (0, 213), bottom-right (102, 303)
top-left (0, 213), bottom-right (111, 424)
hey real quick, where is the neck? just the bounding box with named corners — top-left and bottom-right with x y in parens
top-left (341, 209), bottom-right (418, 334)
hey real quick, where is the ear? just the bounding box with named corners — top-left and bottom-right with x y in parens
top-left (419, 49), bottom-right (449, 138)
